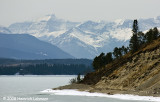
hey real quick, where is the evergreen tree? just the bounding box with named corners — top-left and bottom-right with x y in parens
top-left (132, 19), bottom-right (138, 34)
top-left (121, 46), bottom-right (129, 55)
top-left (77, 73), bottom-right (81, 83)
top-left (152, 27), bottom-right (159, 40)
top-left (113, 47), bottom-right (119, 59)
top-left (92, 53), bottom-right (105, 70)
top-left (113, 46), bottom-right (128, 58)
top-left (99, 52), bottom-right (105, 67)
top-left (121, 46), bottom-right (125, 55)
top-left (145, 29), bottom-right (153, 43)
top-left (105, 52), bottom-right (113, 64)
top-left (129, 34), bottom-right (139, 52)
top-left (118, 47), bottom-right (122, 57)
top-left (92, 56), bottom-right (99, 70)
top-left (129, 19), bottom-right (140, 53)
top-left (145, 27), bottom-right (159, 43)
top-left (138, 31), bottom-right (145, 45)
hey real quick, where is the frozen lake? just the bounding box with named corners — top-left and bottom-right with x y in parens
top-left (0, 75), bottom-right (158, 102)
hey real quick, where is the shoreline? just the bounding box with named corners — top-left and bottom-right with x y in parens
top-left (41, 84), bottom-right (160, 101)
top-left (53, 83), bottom-right (160, 97)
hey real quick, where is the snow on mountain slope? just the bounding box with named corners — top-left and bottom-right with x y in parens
top-left (8, 14), bottom-right (160, 59)
top-left (51, 31), bottom-right (98, 58)
top-left (109, 28), bottom-right (132, 41)
top-left (9, 14), bottom-right (79, 36)
top-left (0, 26), bottom-right (12, 34)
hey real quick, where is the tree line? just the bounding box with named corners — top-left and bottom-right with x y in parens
top-left (0, 63), bottom-right (93, 75)
top-left (130, 20), bottom-right (159, 53)
top-left (93, 20), bottom-right (160, 70)
top-left (0, 58), bottom-right (92, 66)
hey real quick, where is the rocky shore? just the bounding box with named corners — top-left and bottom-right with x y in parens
top-left (53, 83), bottom-right (160, 97)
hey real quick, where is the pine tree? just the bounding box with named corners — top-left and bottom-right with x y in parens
top-left (138, 31), bottom-right (145, 45)
top-left (99, 52), bottom-right (105, 67)
top-left (92, 56), bottom-right (98, 70)
top-left (145, 27), bottom-right (159, 43)
top-left (92, 53), bottom-right (105, 70)
top-left (121, 46), bottom-right (129, 55)
top-left (145, 29), bottom-right (153, 43)
top-left (132, 19), bottom-right (138, 34)
top-left (113, 47), bottom-right (119, 59)
top-left (129, 20), bottom-right (140, 53)
top-left (118, 47), bottom-right (122, 57)
top-left (152, 27), bottom-right (159, 40)
top-left (105, 52), bottom-right (113, 64)
top-left (77, 73), bottom-right (81, 83)
top-left (129, 34), bottom-right (139, 52)
top-left (124, 47), bottom-right (129, 54)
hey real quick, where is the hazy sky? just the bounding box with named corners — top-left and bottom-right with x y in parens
top-left (0, 0), bottom-right (160, 27)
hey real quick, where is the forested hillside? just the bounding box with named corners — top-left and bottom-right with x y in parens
top-left (0, 59), bottom-right (93, 75)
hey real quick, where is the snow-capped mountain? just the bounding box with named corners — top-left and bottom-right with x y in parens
top-left (9, 14), bottom-right (79, 37)
top-left (47, 27), bottom-right (98, 58)
top-left (7, 14), bottom-right (160, 59)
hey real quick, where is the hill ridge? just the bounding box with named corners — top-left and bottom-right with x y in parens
top-left (0, 33), bottom-right (74, 59)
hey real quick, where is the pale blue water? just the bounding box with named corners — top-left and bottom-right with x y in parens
top-left (0, 75), bottom-right (152, 102)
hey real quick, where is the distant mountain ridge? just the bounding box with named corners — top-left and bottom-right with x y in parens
top-left (0, 33), bottom-right (74, 59)
top-left (4, 14), bottom-right (160, 59)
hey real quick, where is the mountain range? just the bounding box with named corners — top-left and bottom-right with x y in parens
top-left (0, 33), bottom-right (73, 59)
top-left (1, 14), bottom-right (160, 59)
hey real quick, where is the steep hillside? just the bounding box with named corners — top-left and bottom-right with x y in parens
top-left (0, 33), bottom-right (74, 59)
top-left (82, 37), bottom-right (160, 96)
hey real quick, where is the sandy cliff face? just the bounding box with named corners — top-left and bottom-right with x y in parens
top-left (95, 41), bottom-right (160, 94)
top-left (95, 48), bottom-right (160, 89)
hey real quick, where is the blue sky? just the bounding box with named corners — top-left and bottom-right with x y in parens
top-left (0, 0), bottom-right (160, 26)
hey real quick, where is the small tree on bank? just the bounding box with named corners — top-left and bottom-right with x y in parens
top-left (70, 73), bottom-right (81, 84)
top-left (77, 73), bottom-right (81, 83)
